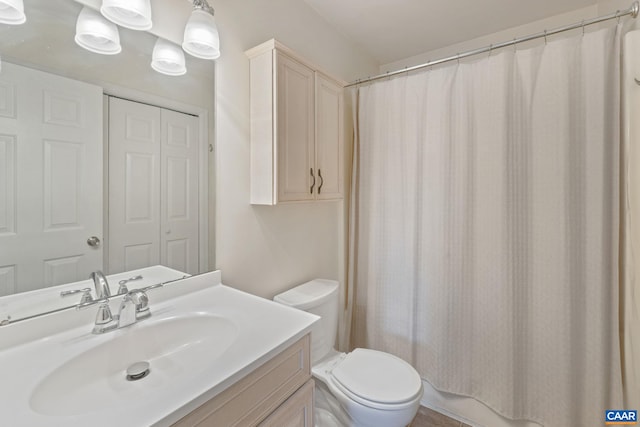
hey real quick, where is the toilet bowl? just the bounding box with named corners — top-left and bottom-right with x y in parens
top-left (274, 279), bottom-right (423, 427)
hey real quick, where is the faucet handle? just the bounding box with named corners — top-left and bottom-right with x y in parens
top-left (117, 283), bottom-right (129, 295)
top-left (61, 288), bottom-right (93, 304)
top-left (127, 290), bottom-right (150, 319)
top-left (117, 275), bottom-right (143, 294)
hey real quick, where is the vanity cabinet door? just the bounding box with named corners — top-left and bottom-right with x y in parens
top-left (258, 379), bottom-right (314, 427)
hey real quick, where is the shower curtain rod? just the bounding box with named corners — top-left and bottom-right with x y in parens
top-left (346, 1), bottom-right (639, 88)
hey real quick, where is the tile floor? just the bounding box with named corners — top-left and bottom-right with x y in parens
top-left (410, 406), bottom-right (471, 427)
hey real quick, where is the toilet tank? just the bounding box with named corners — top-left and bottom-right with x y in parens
top-left (274, 279), bottom-right (339, 364)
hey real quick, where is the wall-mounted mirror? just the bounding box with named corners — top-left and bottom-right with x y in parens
top-left (0, 0), bottom-right (214, 316)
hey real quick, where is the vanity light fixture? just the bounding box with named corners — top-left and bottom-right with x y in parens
top-left (0, 0), bottom-right (26, 25)
top-left (75, 6), bottom-right (121, 55)
top-left (151, 37), bottom-right (187, 76)
top-left (182, 0), bottom-right (220, 60)
top-left (100, 0), bottom-right (152, 31)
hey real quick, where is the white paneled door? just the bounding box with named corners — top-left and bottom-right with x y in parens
top-left (160, 109), bottom-right (199, 274)
top-left (108, 97), bottom-right (199, 275)
top-left (108, 98), bottom-right (161, 273)
top-left (0, 63), bottom-right (103, 295)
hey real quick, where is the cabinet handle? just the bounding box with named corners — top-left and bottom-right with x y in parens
top-left (310, 168), bottom-right (316, 194)
top-left (318, 169), bottom-right (324, 194)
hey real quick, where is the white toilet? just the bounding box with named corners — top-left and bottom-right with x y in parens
top-left (274, 279), bottom-right (423, 427)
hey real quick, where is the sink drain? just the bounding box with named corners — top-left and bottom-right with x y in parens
top-left (126, 361), bottom-right (150, 381)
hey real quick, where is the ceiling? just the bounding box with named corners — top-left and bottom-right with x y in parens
top-left (302, 0), bottom-right (599, 65)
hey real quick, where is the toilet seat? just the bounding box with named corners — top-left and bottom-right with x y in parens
top-left (324, 348), bottom-right (423, 410)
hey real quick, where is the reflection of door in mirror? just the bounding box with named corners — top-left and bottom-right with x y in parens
top-left (107, 97), bottom-right (199, 276)
top-left (0, 63), bottom-right (103, 296)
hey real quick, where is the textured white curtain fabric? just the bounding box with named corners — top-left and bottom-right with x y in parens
top-left (350, 26), bottom-right (623, 426)
top-left (622, 29), bottom-right (640, 410)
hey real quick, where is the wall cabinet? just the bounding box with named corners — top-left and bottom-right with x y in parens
top-left (246, 39), bottom-right (345, 205)
top-left (172, 335), bottom-right (312, 427)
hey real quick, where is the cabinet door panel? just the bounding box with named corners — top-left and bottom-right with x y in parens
top-left (277, 53), bottom-right (315, 202)
top-left (259, 380), bottom-right (314, 427)
top-left (315, 74), bottom-right (343, 200)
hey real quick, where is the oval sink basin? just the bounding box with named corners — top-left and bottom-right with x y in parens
top-left (30, 313), bottom-right (238, 416)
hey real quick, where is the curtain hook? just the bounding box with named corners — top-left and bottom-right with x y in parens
top-left (513, 38), bottom-right (517, 53)
top-left (544, 30), bottom-right (548, 45)
top-left (404, 66), bottom-right (409, 77)
top-left (581, 20), bottom-right (585, 36)
top-left (489, 44), bottom-right (493, 58)
top-left (457, 53), bottom-right (461, 65)
top-left (616, 10), bottom-right (621, 24)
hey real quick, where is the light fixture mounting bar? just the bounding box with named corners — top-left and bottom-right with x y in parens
top-left (192, 0), bottom-right (214, 16)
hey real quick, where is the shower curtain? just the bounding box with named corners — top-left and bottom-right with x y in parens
top-left (349, 26), bottom-right (623, 426)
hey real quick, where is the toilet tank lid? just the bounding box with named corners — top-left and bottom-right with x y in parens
top-left (273, 279), bottom-right (338, 310)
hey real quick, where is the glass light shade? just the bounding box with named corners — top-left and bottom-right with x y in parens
top-left (182, 9), bottom-right (220, 60)
top-left (0, 0), bottom-right (26, 25)
top-left (75, 7), bottom-right (121, 55)
top-left (100, 0), bottom-right (152, 31)
top-left (151, 38), bottom-right (187, 76)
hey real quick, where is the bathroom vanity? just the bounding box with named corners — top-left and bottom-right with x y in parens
top-left (0, 271), bottom-right (318, 426)
top-left (173, 335), bottom-right (313, 426)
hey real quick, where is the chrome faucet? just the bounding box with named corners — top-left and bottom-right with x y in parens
top-left (77, 286), bottom-right (157, 334)
top-left (90, 271), bottom-right (111, 299)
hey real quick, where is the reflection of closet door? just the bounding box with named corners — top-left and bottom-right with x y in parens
top-left (161, 109), bottom-right (199, 274)
top-left (108, 97), bottom-right (199, 275)
top-left (0, 63), bottom-right (103, 296)
top-left (108, 98), bottom-right (161, 274)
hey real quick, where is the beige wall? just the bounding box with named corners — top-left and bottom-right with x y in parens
top-left (380, 0), bottom-right (639, 74)
top-left (213, 0), bottom-right (378, 297)
top-left (380, 5), bottom-right (599, 72)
